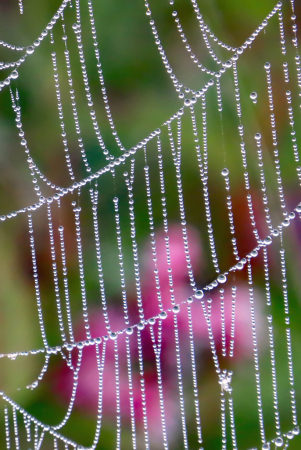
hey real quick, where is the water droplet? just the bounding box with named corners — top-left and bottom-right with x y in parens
top-left (221, 168), bottom-right (229, 177)
top-left (264, 236), bottom-right (272, 245)
top-left (217, 274), bottom-right (227, 284)
top-left (11, 70), bottom-right (19, 80)
top-left (262, 444), bottom-right (270, 450)
top-left (293, 426), bottom-right (300, 435)
top-left (26, 46), bottom-right (34, 55)
top-left (250, 92), bottom-right (258, 103)
top-left (287, 431), bottom-right (294, 439)
top-left (109, 332), bottom-right (117, 340)
top-left (255, 133), bottom-right (261, 141)
top-left (264, 62), bottom-right (271, 70)
top-left (184, 98), bottom-right (191, 107)
top-left (159, 311), bottom-right (167, 320)
top-left (187, 297), bottom-right (193, 303)
top-left (126, 327), bottom-right (133, 335)
top-left (195, 290), bottom-right (204, 299)
top-left (275, 437), bottom-right (283, 447)
top-left (172, 305), bottom-right (180, 314)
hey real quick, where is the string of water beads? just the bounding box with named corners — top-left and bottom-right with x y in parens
top-left (254, 133), bottom-right (274, 232)
top-left (278, 231), bottom-right (298, 428)
top-left (247, 260), bottom-right (266, 446)
top-left (10, 88), bottom-right (46, 201)
top-left (143, 157), bottom-right (163, 312)
top-left (52, 349), bottom-right (83, 431)
top-left (189, 0), bottom-right (237, 52)
top-left (149, 322), bottom-right (169, 449)
top-left (168, 118), bottom-right (197, 290)
top-left (60, 19), bottom-right (92, 174)
top-left (51, 50), bottom-right (76, 182)
top-left (12, 406), bottom-right (20, 450)
top-left (0, 79), bottom-right (222, 222)
top-left (136, 329), bottom-right (150, 448)
top-left (229, 286), bottom-right (236, 358)
top-left (4, 407), bottom-right (10, 449)
top-left (221, 167), bottom-right (240, 261)
top-left (72, 0), bottom-right (111, 159)
top-left (191, 97), bottom-right (220, 273)
top-left (186, 302), bottom-right (203, 446)
top-left (1, 396), bottom-right (80, 448)
top-left (125, 335), bottom-right (137, 450)
top-left (72, 199), bottom-right (91, 340)
top-left (18, 0), bottom-right (23, 15)
top-left (289, 2), bottom-right (301, 98)
top-left (172, 306), bottom-right (189, 449)
top-left (59, 224), bottom-right (75, 344)
top-left (0, 0), bottom-right (71, 94)
top-left (124, 163), bottom-right (145, 322)
top-left (168, 9), bottom-right (217, 75)
top-left (24, 413), bottom-right (31, 444)
top-left (0, 41), bottom-right (24, 51)
top-left (220, 289), bottom-right (226, 358)
top-left (264, 62), bottom-right (288, 215)
top-left (232, 59), bottom-right (262, 245)
top-left (47, 203), bottom-right (68, 344)
top-left (28, 213), bottom-right (48, 348)
top-left (84, 0), bottom-right (126, 152)
top-left (111, 194), bottom-right (130, 324)
top-left (26, 354), bottom-right (51, 391)
top-left (155, 133), bottom-right (179, 308)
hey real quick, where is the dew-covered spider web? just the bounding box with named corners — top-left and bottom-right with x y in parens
top-left (1, 0), bottom-right (301, 449)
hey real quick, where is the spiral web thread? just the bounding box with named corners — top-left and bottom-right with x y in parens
top-left (0, 0), bottom-right (301, 449)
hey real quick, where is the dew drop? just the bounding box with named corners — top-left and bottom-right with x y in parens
top-left (126, 327), bottom-right (133, 335)
top-left (250, 91), bottom-right (257, 103)
top-left (221, 168), bottom-right (229, 177)
top-left (195, 290), bottom-right (204, 299)
top-left (264, 62), bottom-right (271, 70)
top-left (217, 274), bottom-right (227, 284)
top-left (264, 236), bottom-right (272, 245)
top-left (159, 311), bottom-right (167, 320)
top-left (26, 46), bottom-right (34, 55)
top-left (255, 133), bottom-right (261, 141)
top-left (275, 437), bottom-right (283, 447)
top-left (11, 70), bottom-right (19, 80)
top-left (262, 444), bottom-right (270, 450)
top-left (172, 305), bottom-right (180, 314)
top-left (110, 332), bottom-right (117, 340)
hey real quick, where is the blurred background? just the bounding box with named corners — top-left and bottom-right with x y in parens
top-left (0, 0), bottom-right (301, 448)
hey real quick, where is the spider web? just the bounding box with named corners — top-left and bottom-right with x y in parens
top-left (0, 0), bottom-right (301, 449)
